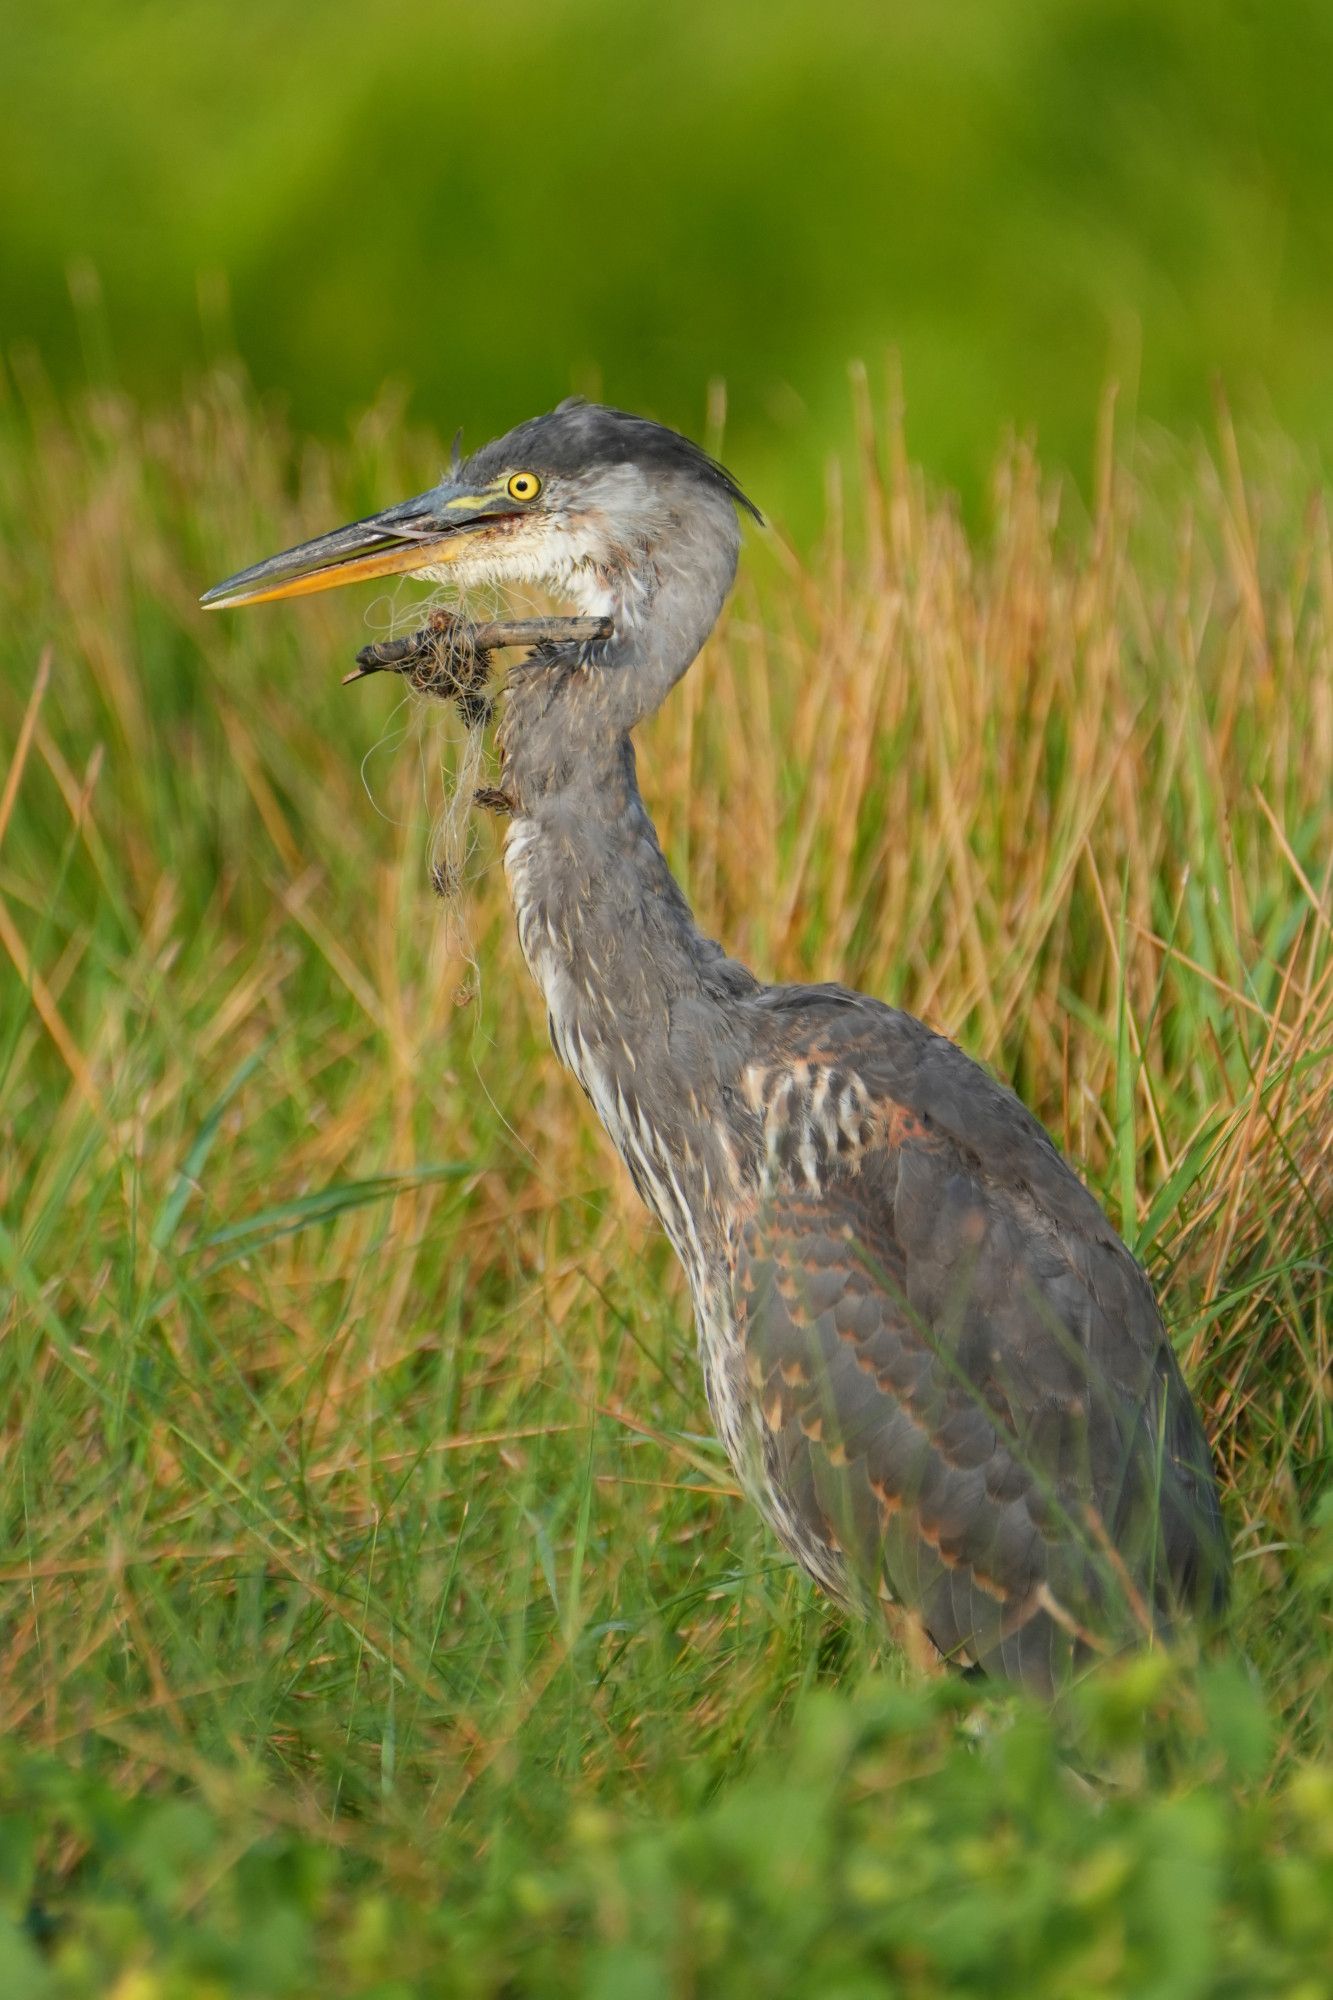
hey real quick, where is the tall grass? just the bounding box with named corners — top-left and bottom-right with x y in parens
top-left (0, 363), bottom-right (1329, 1994)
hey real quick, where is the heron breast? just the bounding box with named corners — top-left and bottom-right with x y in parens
top-left (741, 1058), bottom-right (877, 1195)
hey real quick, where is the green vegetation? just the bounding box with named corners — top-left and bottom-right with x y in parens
top-left (0, 366), bottom-right (1329, 1992)
top-left (5, 8), bottom-right (1331, 1988)
top-left (6, 1), bottom-right (1333, 519)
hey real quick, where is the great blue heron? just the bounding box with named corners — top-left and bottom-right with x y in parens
top-left (203, 400), bottom-right (1228, 1692)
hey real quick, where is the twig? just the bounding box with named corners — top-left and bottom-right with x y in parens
top-left (343, 609), bottom-right (612, 733)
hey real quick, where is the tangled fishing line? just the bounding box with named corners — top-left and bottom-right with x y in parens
top-left (345, 595), bottom-right (611, 925)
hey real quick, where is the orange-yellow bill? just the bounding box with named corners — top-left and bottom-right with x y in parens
top-left (199, 484), bottom-right (516, 610)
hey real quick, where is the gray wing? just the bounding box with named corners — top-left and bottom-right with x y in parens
top-left (733, 990), bottom-right (1228, 1693)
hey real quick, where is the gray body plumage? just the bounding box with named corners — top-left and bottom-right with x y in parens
top-left (205, 401), bottom-right (1230, 1691)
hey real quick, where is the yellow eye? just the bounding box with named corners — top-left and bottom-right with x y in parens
top-left (506, 471), bottom-right (542, 501)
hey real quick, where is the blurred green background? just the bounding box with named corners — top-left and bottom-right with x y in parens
top-left (4, 0), bottom-right (1333, 521)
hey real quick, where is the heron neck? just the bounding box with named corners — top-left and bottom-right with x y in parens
top-left (501, 731), bottom-right (746, 1026)
top-left (498, 479), bottom-right (742, 800)
top-left (500, 731), bottom-right (755, 1265)
top-left (494, 494), bottom-right (752, 1247)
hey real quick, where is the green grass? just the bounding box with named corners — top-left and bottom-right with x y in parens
top-left (0, 366), bottom-right (1330, 1995)
top-left (7, 1), bottom-right (1333, 519)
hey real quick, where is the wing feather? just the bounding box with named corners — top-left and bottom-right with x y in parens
top-left (732, 999), bottom-right (1228, 1691)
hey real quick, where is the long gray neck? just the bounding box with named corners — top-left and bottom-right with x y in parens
top-left (497, 486), bottom-right (756, 1264)
top-left (498, 475), bottom-right (742, 804)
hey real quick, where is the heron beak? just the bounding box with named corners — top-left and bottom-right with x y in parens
top-left (199, 484), bottom-right (519, 610)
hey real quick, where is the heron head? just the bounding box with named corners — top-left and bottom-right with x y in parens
top-left (200, 400), bottom-right (761, 620)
